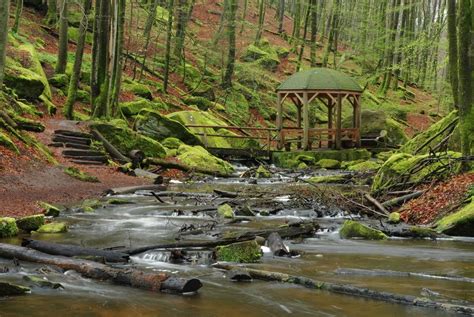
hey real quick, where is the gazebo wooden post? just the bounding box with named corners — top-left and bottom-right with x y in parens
top-left (276, 92), bottom-right (283, 149)
top-left (355, 94), bottom-right (362, 147)
top-left (335, 93), bottom-right (342, 149)
top-left (302, 92), bottom-right (309, 150)
top-left (327, 97), bottom-right (334, 148)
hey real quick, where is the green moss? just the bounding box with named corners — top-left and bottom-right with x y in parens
top-left (241, 44), bottom-right (270, 62)
top-left (297, 162), bottom-right (308, 169)
top-left (92, 121), bottom-right (167, 158)
top-left (177, 144), bottom-right (234, 176)
top-left (107, 198), bottom-right (133, 205)
top-left (68, 27), bottom-right (93, 44)
top-left (161, 137), bottom-right (183, 149)
top-left (0, 131), bottom-right (19, 153)
top-left (308, 175), bottom-right (347, 184)
top-left (38, 202), bottom-right (61, 217)
top-left (183, 96), bottom-right (213, 111)
top-left (120, 99), bottom-right (154, 117)
top-left (0, 217), bottom-right (19, 238)
top-left (388, 212), bottom-right (400, 224)
top-left (272, 149), bottom-right (371, 168)
top-left (408, 226), bottom-right (439, 238)
top-left (36, 222), bottom-right (68, 233)
top-left (400, 111), bottom-right (459, 155)
top-left (16, 214), bottom-right (45, 232)
top-left (76, 90), bottom-right (90, 103)
top-left (49, 73), bottom-right (69, 88)
top-left (135, 109), bottom-right (202, 145)
top-left (218, 204), bottom-right (234, 218)
top-left (347, 160), bottom-right (382, 172)
top-left (216, 240), bottom-right (262, 263)
top-left (4, 63), bottom-right (46, 100)
top-left (256, 165), bottom-right (271, 178)
top-left (122, 81), bottom-right (153, 100)
top-left (436, 199), bottom-right (474, 236)
top-left (339, 220), bottom-right (388, 240)
top-left (64, 167), bottom-right (99, 183)
top-left (0, 282), bottom-right (30, 296)
top-left (371, 152), bottom-right (462, 194)
top-left (317, 159), bottom-right (341, 169)
top-left (296, 155), bottom-right (316, 165)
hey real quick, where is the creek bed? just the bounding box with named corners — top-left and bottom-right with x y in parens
top-left (1, 175), bottom-right (473, 317)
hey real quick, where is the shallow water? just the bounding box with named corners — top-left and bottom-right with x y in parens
top-left (1, 179), bottom-right (473, 317)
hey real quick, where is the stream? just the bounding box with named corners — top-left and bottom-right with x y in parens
top-left (1, 168), bottom-right (474, 317)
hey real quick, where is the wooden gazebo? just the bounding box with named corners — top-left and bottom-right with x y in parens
top-left (276, 68), bottom-right (363, 150)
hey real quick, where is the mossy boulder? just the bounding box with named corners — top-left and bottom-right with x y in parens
top-left (256, 165), bottom-right (271, 178)
top-left (216, 240), bottom-right (262, 263)
top-left (64, 167), bottom-right (99, 183)
top-left (177, 144), bottom-right (234, 176)
top-left (92, 121), bottom-right (167, 158)
top-left (371, 152), bottom-right (462, 194)
top-left (76, 89), bottom-right (90, 103)
top-left (183, 96), bottom-right (213, 111)
top-left (4, 63), bottom-right (46, 100)
top-left (0, 131), bottom-right (19, 153)
top-left (122, 81), bottom-right (153, 100)
top-left (388, 212), bottom-right (401, 224)
top-left (400, 110), bottom-right (459, 155)
top-left (343, 110), bottom-right (408, 147)
top-left (161, 137), bottom-right (184, 149)
top-left (317, 159), bottom-right (341, 169)
top-left (135, 109), bottom-right (202, 145)
top-left (0, 282), bottom-right (31, 296)
top-left (0, 217), bottom-right (19, 238)
top-left (36, 222), bottom-right (68, 233)
top-left (241, 44), bottom-right (270, 62)
top-left (217, 204), bottom-right (234, 218)
top-left (120, 99), bottom-right (154, 117)
top-left (347, 160), bottom-right (382, 172)
top-left (49, 73), bottom-right (69, 89)
top-left (38, 202), bottom-right (61, 217)
top-left (436, 199), bottom-right (474, 236)
top-left (339, 220), bottom-right (388, 240)
top-left (273, 149), bottom-right (371, 168)
top-left (308, 175), bottom-right (348, 184)
top-left (16, 214), bottom-right (45, 232)
top-left (295, 155), bottom-right (316, 165)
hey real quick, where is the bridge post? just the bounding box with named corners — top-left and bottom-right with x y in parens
top-left (302, 92), bottom-right (309, 150)
top-left (276, 93), bottom-right (283, 149)
top-left (336, 93), bottom-right (342, 150)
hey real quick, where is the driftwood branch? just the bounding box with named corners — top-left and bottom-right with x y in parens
top-left (364, 194), bottom-right (390, 215)
top-left (382, 191), bottom-right (424, 209)
top-left (91, 129), bottom-right (130, 164)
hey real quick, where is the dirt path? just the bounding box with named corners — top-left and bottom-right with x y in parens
top-left (0, 118), bottom-right (150, 218)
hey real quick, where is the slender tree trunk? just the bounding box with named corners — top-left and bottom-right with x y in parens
top-left (222, 0), bottom-right (237, 88)
top-left (277, 0), bottom-right (284, 34)
top-left (163, 0), bottom-right (174, 93)
top-left (309, 0), bottom-right (317, 67)
top-left (63, 0), bottom-right (92, 119)
top-left (447, 0), bottom-right (459, 107)
top-left (297, 0), bottom-right (311, 71)
top-left (55, 0), bottom-right (69, 74)
top-left (240, 0), bottom-right (248, 34)
top-left (0, 0), bottom-right (9, 88)
top-left (13, 0), bottom-right (23, 34)
top-left (46, 0), bottom-right (58, 25)
top-left (255, 0), bottom-right (266, 43)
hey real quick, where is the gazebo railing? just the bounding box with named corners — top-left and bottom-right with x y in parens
top-left (280, 128), bottom-right (359, 150)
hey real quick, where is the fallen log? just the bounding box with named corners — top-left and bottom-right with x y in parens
top-left (266, 232), bottom-right (289, 256)
top-left (91, 129), bottom-right (130, 164)
top-left (335, 268), bottom-right (474, 284)
top-left (52, 135), bottom-right (91, 145)
top-left (0, 282), bottom-right (30, 296)
top-left (105, 184), bottom-right (167, 195)
top-left (382, 191), bottom-right (424, 209)
top-left (364, 194), bottom-right (390, 215)
top-left (218, 221), bottom-right (318, 240)
top-left (214, 189), bottom-right (239, 198)
top-left (213, 263), bottom-right (474, 315)
top-left (0, 243), bottom-right (202, 294)
top-left (22, 239), bottom-right (130, 263)
top-left (146, 158), bottom-right (230, 178)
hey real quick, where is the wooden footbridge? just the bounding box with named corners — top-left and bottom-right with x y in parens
top-left (185, 68), bottom-right (364, 160)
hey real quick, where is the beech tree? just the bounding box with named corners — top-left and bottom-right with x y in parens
top-left (222, 0), bottom-right (237, 88)
top-left (12, 0), bottom-right (23, 34)
top-left (0, 0), bottom-right (8, 88)
top-left (55, 0), bottom-right (69, 74)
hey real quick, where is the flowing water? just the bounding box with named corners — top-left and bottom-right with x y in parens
top-left (1, 173), bottom-right (473, 317)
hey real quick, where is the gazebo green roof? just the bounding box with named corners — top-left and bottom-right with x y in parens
top-left (277, 68), bottom-right (363, 93)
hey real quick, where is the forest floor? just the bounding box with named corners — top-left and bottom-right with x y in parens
top-left (0, 117), bottom-right (151, 218)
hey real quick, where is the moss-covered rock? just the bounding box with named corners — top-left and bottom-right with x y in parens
top-left (16, 214), bottom-right (45, 232)
top-left (308, 175), bottom-right (348, 184)
top-left (0, 282), bottom-right (31, 296)
top-left (256, 165), bottom-right (271, 178)
top-left (0, 131), bottom-right (19, 153)
top-left (49, 73), bottom-right (69, 89)
top-left (218, 204), bottom-right (234, 218)
top-left (183, 96), bottom-right (213, 111)
top-left (122, 81), bottom-right (153, 100)
top-left (343, 110), bottom-right (408, 146)
top-left (295, 154), bottom-right (316, 165)
top-left (177, 144), bottom-right (234, 176)
top-left (36, 222), bottom-right (68, 233)
top-left (64, 167), bottom-right (99, 183)
top-left (161, 137), bottom-right (184, 149)
top-left (4, 63), bottom-right (46, 100)
top-left (339, 220), bottom-right (388, 240)
top-left (317, 159), bottom-right (341, 169)
top-left (92, 121), bottom-right (167, 158)
top-left (298, 162), bottom-right (308, 169)
top-left (38, 202), bottom-right (61, 217)
top-left (371, 152), bottom-right (462, 194)
top-left (347, 160), bottom-right (382, 172)
top-left (436, 199), bottom-right (474, 236)
top-left (135, 109), bottom-right (202, 146)
top-left (120, 99), bottom-right (154, 117)
top-left (388, 212), bottom-right (400, 224)
top-left (216, 240), bottom-right (262, 263)
top-left (0, 217), bottom-right (19, 238)
top-left (76, 89), bottom-right (90, 103)
top-left (400, 110), bottom-right (459, 155)
top-left (241, 44), bottom-right (270, 62)
top-left (273, 149), bottom-right (371, 168)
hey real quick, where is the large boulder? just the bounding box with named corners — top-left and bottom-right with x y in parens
top-left (92, 120), bottom-right (166, 158)
top-left (343, 110), bottom-right (408, 147)
top-left (216, 240), bottom-right (262, 263)
top-left (135, 109), bottom-right (202, 145)
top-left (436, 198), bottom-right (474, 236)
top-left (371, 152), bottom-right (462, 194)
top-left (16, 214), bottom-right (45, 232)
top-left (0, 217), bottom-right (19, 238)
top-left (120, 99), bottom-right (168, 117)
top-left (339, 220), bottom-right (388, 240)
top-left (177, 144), bottom-right (234, 176)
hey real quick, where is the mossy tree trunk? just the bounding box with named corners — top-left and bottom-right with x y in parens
top-left (12, 0), bottom-right (23, 34)
top-left (447, 0), bottom-right (459, 107)
top-left (0, 0), bottom-right (9, 88)
top-left (163, 0), bottom-right (174, 93)
top-left (296, 0), bottom-right (311, 71)
top-left (222, 0), bottom-right (237, 89)
top-left (291, 0), bottom-right (301, 46)
top-left (63, 0), bottom-right (92, 119)
top-left (240, 0), bottom-right (248, 34)
top-left (255, 0), bottom-right (266, 43)
top-left (55, 0), bottom-right (69, 74)
top-left (46, 0), bottom-right (58, 25)
top-left (174, 0), bottom-right (194, 61)
top-left (322, 0), bottom-right (338, 68)
top-left (309, 0), bottom-right (317, 67)
top-left (277, 0), bottom-right (284, 34)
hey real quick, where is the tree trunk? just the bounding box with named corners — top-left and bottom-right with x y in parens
top-left (64, 0), bottom-right (92, 119)
top-left (447, 0), bottom-right (458, 107)
top-left (222, 0), bottom-right (237, 88)
top-left (309, 0), bottom-right (317, 67)
top-left (255, 0), bottom-right (266, 43)
top-left (163, 0), bottom-right (174, 93)
top-left (46, 0), bottom-right (58, 25)
top-left (13, 0), bottom-right (23, 34)
top-left (296, 0), bottom-right (311, 71)
top-left (0, 0), bottom-right (9, 88)
top-left (277, 0), bottom-right (284, 34)
top-left (55, 0), bottom-right (69, 74)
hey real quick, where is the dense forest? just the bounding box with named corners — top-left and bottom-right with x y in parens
top-left (0, 1), bottom-right (473, 316)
